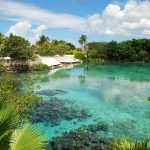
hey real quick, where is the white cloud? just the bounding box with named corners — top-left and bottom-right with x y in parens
top-left (122, 18), bottom-right (150, 30)
top-left (31, 25), bottom-right (47, 43)
top-left (88, 14), bottom-right (103, 26)
top-left (7, 21), bottom-right (47, 43)
top-left (142, 30), bottom-right (150, 36)
top-left (32, 25), bottom-right (47, 36)
top-left (1, 0), bottom-right (150, 38)
top-left (7, 21), bottom-right (32, 36)
top-left (0, 0), bottom-right (86, 30)
top-left (103, 4), bottom-right (124, 20)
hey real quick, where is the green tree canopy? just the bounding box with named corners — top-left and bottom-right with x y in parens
top-left (66, 42), bottom-right (76, 50)
top-left (36, 35), bottom-right (50, 46)
top-left (1, 34), bottom-right (33, 60)
top-left (87, 39), bottom-right (150, 62)
top-left (53, 43), bottom-right (71, 56)
top-left (0, 33), bottom-right (4, 45)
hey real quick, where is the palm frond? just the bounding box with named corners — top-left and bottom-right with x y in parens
top-left (0, 100), bottom-right (18, 150)
top-left (10, 124), bottom-right (47, 150)
top-left (112, 137), bottom-right (150, 150)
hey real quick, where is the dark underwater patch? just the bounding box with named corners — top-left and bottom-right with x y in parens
top-left (35, 89), bottom-right (67, 96)
top-left (30, 97), bottom-right (91, 126)
top-left (47, 124), bottom-right (111, 150)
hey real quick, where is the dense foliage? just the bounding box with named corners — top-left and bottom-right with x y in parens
top-left (1, 33), bottom-right (149, 63)
top-left (0, 75), bottom-right (41, 120)
top-left (35, 35), bottom-right (76, 56)
top-left (74, 51), bottom-right (86, 61)
top-left (0, 33), bottom-right (4, 46)
top-left (32, 63), bottom-right (51, 71)
top-left (66, 49), bottom-right (86, 61)
top-left (0, 60), bottom-right (4, 72)
top-left (0, 34), bottom-right (33, 60)
top-left (88, 39), bottom-right (150, 62)
top-left (0, 96), bottom-right (47, 150)
top-left (0, 74), bottom-right (47, 149)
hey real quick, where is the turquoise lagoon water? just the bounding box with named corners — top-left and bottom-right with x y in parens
top-left (21, 63), bottom-right (150, 140)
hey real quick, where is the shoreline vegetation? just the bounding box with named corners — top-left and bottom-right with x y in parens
top-left (0, 33), bottom-right (150, 149)
top-left (0, 33), bottom-right (150, 72)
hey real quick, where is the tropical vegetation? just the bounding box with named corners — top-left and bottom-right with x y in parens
top-left (0, 33), bottom-right (150, 63)
top-left (0, 75), bottom-right (47, 150)
top-left (0, 32), bottom-right (150, 149)
top-left (0, 34), bottom-right (78, 60)
top-left (88, 39), bottom-right (150, 62)
top-left (0, 59), bottom-right (4, 72)
top-left (79, 35), bottom-right (87, 51)
top-left (1, 34), bottom-right (33, 60)
top-left (0, 75), bottom-right (41, 120)
top-left (34, 35), bottom-right (76, 56)
top-left (0, 99), bottom-right (47, 150)
top-left (32, 64), bottom-right (51, 71)
top-left (112, 137), bottom-right (150, 150)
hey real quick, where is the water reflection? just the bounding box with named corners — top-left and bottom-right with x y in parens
top-left (18, 63), bottom-right (150, 141)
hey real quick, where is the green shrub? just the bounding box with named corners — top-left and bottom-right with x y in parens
top-left (65, 49), bottom-right (82, 55)
top-left (66, 50), bottom-right (77, 54)
top-left (0, 74), bottom-right (41, 121)
top-left (0, 93), bottom-right (47, 150)
top-left (0, 59), bottom-right (4, 72)
top-left (74, 51), bottom-right (86, 61)
top-left (148, 97), bottom-right (150, 101)
top-left (32, 64), bottom-right (51, 71)
top-left (53, 44), bottom-right (71, 56)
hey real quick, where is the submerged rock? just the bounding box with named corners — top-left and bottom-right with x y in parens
top-left (85, 122), bottom-right (109, 132)
top-left (30, 98), bottom-right (91, 126)
top-left (47, 129), bottom-right (112, 150)
top-left (35, 89), bottom-right (67, 96)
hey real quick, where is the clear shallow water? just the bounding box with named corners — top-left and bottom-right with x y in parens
top-left (21, 63), bottom-right (150, 140)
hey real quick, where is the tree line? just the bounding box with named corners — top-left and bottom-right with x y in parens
top-left (0, 33), bottom-right (77, 60)
top-left (0, 33), bottom-right (150, 62)
top-left (88, 39), bottom-right (150, 62)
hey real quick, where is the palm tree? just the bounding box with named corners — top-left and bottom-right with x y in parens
top-left (0, 99), bottom-right (47, 150)
top-left (79, 35), bottom-right (87, 51)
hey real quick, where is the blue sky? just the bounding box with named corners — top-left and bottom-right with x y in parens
top-left (0, 0), bottom-right (150, 46)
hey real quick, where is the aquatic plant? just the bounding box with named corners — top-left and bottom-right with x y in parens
top-left (112, 137), bottom-right (150, 150)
